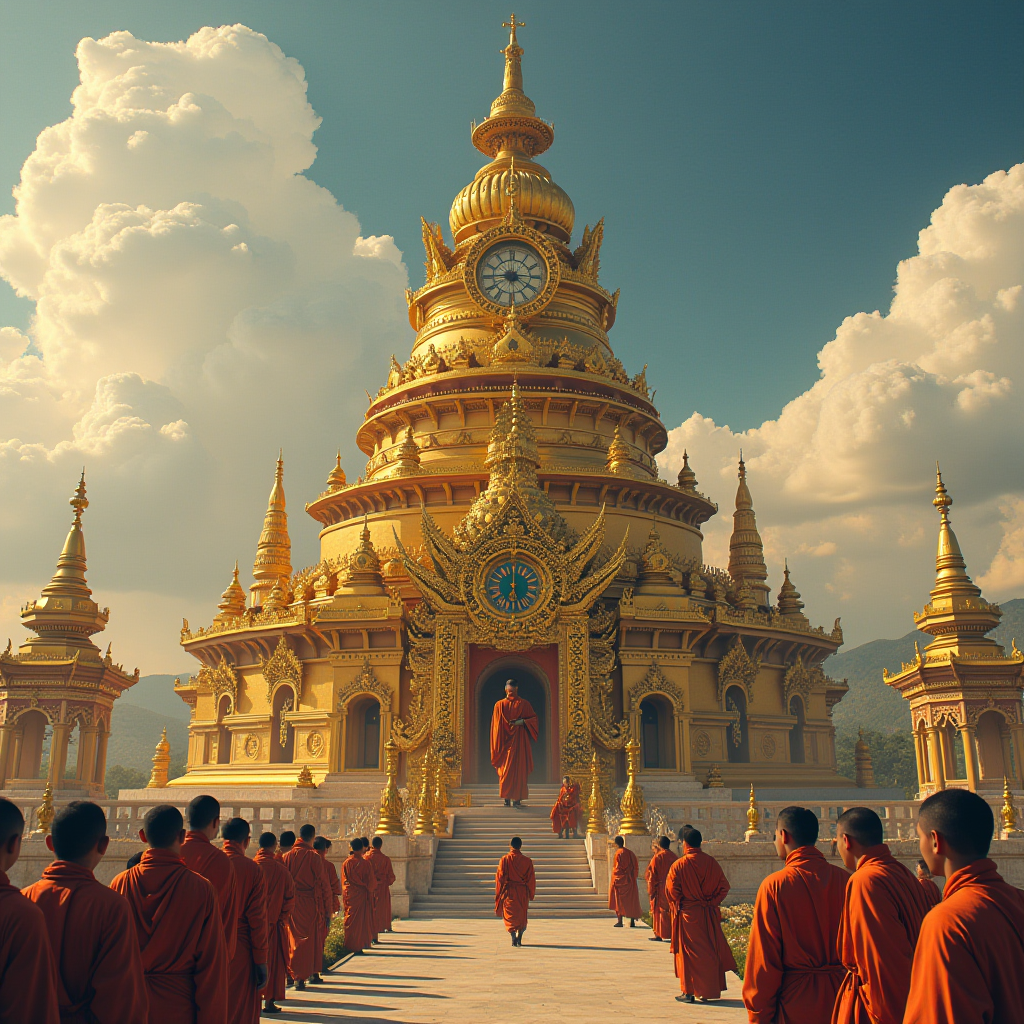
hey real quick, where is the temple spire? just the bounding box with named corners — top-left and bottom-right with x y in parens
top-left (931, 462), bottom-right (979, 600)
top-left (728, 454), bottom-right (771, 610)
top-left (250, 452), bottom-right (292, 608)
top-left (501, 13), bottom-right (526, 93)
top-left (40, 470), bottom-right (91, 601)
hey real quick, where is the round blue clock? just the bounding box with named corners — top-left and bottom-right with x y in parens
top-left (485, 559), bottom-right (541, 615)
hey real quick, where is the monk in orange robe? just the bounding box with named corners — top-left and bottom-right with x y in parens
top-left (282, 823), bottom-right (331, 987)
top-left (490, 679), bottom-right (539, 806)
top-left (608, 835), bottom-right (643, 926)
top-left (110, 804), bottom-right (227, 1024)
top-left (905, 789), bottom-right (1024, 1024)
top-left (367, 836), bottom-right (397, 935)
top-left (915, 859), bottom-right (941, 907)
top-left (254, 832), bottom-right (294, 1016)
top-left (831, 806), bottom-right (931, 1024)
top-left (666, 826), bottom-right (736, 1004)
top-left (181, 794), bottom-right (238, 961)
top-left (358, 837), bottom-right (381, 944)
top-left (742, 805), bottom-right (847, 1024)
top-left (221, 818), bottom-right (269, 1024)
top-left (0, 798), bottom-right (59, 1024)
top-left (645, 835), bottom-right (676, 941)
top-left (495, 836), bottom-right (535, 947)
top-left (313, 835), bottom-right (343, 963)
top-left (550, 776), bottom-right (582, 838)
top-left (23, 799), bottom-right (147, 1024)
top-left (341, 838), bottom-right (376, 954)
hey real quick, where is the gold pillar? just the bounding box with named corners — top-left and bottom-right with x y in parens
top-left (94, 728), bottom-right (110, 789)
top-left (1000, 727), bottom-right (1016, 787)
top-left (679, 712), bottom-right (692, 774)
top-left (77, 725), bottom-right (99, 784)
top-left (0, 726), bottom-right (12, 789)
top-left (10, 729), bottom-right (24, 780)
top-left (913, 729), bottom-right (927, 789)
top-left (937, 727), bottom-right (952, 780)
top-left (926, 727), bottom-right (945, 791)
top-left (959, 725), bottom-right (980, 793)
top-left (1011, 726), bottom-right (1024, 790)
top-left (48, 723), bottom-right (72, 788)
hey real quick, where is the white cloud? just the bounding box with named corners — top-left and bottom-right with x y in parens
top-left (663, 165), bottom-right (1024, 644)
top-left (0, 25), bottom-right (408, 670)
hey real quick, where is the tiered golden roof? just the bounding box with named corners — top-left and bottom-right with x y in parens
top-left (250, 453), bottom-right (291, 608)
top-left (727, 455), bottom-right (771, 610)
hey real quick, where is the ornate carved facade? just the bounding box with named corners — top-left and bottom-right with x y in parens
top-left (0, 476), bottom-right (138, 796)
top-left (174, 19), bottom-right (850, 792)
top-left (885, 468), bottom-right (1024, 797)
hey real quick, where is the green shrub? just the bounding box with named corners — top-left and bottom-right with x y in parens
top-left (721, 904), bottom-right (754, 978)
top-left (322, 914), bottom-right (346, 969)
top-left (104, 764), bottom-right (149, 798)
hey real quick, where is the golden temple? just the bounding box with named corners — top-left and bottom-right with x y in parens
top-left (173, 18), bottom-right (851, 795)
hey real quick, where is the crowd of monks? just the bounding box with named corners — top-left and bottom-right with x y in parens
top-left (0, 793), bottom-right (396, 1023)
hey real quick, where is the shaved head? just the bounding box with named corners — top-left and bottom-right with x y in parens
top-left (186, 795), bottom-right (220, 831)
top-left (836, 807), bottom-right (884, 847)
top-left (51, 801), bottom-right (108, 861)
top-left (221, 817), bottom-right (250, 843)
top-left (299, 823), bottom-right (316, 842)
top-left (142, 805), bottom-right (184, 849)
top-left (258, 832), bottom-right (277, 849)
top-left (776, 806), bottom-right (819, 847)
top-left (919, 790), bottom-right (993, 858)
top-left (0, 799), bottom-right (24, 847)
top-left (679, 827), bottom-right (702, 848)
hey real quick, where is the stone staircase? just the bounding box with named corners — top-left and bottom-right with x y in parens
top-left (409, 784), bottom-right (609, 918)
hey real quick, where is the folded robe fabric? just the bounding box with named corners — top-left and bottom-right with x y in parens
top-left (366, 848), bottom-right (396, 934)
top-left (282, 841), bottom-right (331, 980)
top-left (341, 853), bottom-right (375, 952)
top-left (608, 846), bottom-right (644, 919)
top-left (254, 848), bottom-right (294, 1003)
top-left (645, 847), bottom-right (677, 940)
top-left (495, 849), bottom-right (535, 932)
top-left (223, 840), bottom-right (269, 1024)
top-left (0, 869), bottom-right (59, 1024)
top-left (489, 696), bottom-right (538, 802)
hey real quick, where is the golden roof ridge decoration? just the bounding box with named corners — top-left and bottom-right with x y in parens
top-left (727, 453), bottom-right (770, 610)
top-left (251, 452), bottom-right (292, 608)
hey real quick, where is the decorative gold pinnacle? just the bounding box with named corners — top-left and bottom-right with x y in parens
top-left (745, 784), bottom-right (761, 837)
top-left (1002, 777), bottom-right (1019, 834)
top-left (147, 727), bottom-right (171, 789)
top-left (251, 453), bottom-right (291, 609)
top-left (327, 451), bottom-right (347, 492)
top-left (377, 737), bottom-right (406, 835)
top-left (618, 737), bottom-right (648, 835)
top-left (587, 750), bottom-right (607, 835)
top-left (31, 783), bottom-right (55, 836)
top-left (296, 765), bottom-right (316, 789)
top-left (433, 751), bottom-right (449, 836)
top-left (705, 764), bottom-right (724, 788)
top-left (412, 749), bottom-right (436, 836)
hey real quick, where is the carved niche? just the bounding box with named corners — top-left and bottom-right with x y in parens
top-left (336, 658), bottom-right (394, 716)
top-left (262, 637), bottom-right (303, 703)
top-left (626, 661), bottom-right (685, 713)
top-left (196, 659), bottom-right (238, 712)
top-left (717, 637), bottom-right (759, 705)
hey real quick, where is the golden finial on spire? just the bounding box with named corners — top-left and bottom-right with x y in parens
top-left (503, 156), bottom-right (522, 225)
top-left (503, 11), bottom-right (525, 46)
top-left (934, 461), bottom-right (952, 521)
top-left (500, 13), bottom-right (526, 94)
top-left (147, 727), bottom-right (171, 788)
top-left (71, 469), bottom-right (88, 525)
top-left (327, 451), bottom-right (347, 492)
top-left (677, 450), bottom-right (698, 491)
top-left (251, 453), bottom-right (291, 608)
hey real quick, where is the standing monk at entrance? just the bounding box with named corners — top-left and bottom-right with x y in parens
top-left (490, 679), bottom-right (538, 807)
top-left (254, 832), bottom-right (294, 1016)
top-left (742, 805), bottom-right (847, 1024)
top-left (832, 807), bottom-right (931, 1024)
top-left (666, 826), bottom-right (736, 1004)
top-left (495, 836), bottom-right (535, 947)
top-left (645, 835), bottom-right (676, 941)
top-left (905, 789), bottom-right (1024, 1023)
top-left (550, 776), bottom-right (582, 838)
top-left (367, 837), bottom-right (397, 936)
top-left (608, 835), bottom-right (643, 927)
top-left (282, 823), bottom-right (331, 989)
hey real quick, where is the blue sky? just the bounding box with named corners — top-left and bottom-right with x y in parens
top-left (1, 0), bottom-right (1020, 431)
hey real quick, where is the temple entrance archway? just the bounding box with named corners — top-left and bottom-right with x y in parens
top-left (473, 658), bottom-right (551, 786)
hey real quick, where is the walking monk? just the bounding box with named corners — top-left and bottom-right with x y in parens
top-left (905, 789), bottom-right (1024, 1024)
top-left (221, 818), bottom-right (269, 1024)
top-left (182, 794), bottom-right (238, 961)
top-left (666, 826), bottom-right (736, 1004)
top-left (495, 836), bottom-right (535, 947)
top-left (341, 838), bottom-right (376, 954)
top-left (313, 835), bottom-right (342, 956)
top-left (110, 804), bottom-right (227, 1024)
top-left (254, 832), bottom-right (294, 1016)
top-left (23, 800), bottom-right (147, 1023)
top-left (742, 805), bottom-right (847, 1024)
top-left (490, 679), bottom-right (538, 807)
top-left (915, 859), bottom-right (941, 907)
top-left (550, 776), bottom-right (582, 838)
top-left (367, 836), bottom-right (397, 936)
top-left (282, 823), bottom-right (331, 989)
top-left (832, 806), bottom-right (931, 1024)
top-left (608, 835), bottom-right (643, 927)
top-left (645, 835), bottom-right (676, 941)
top-left (357, 838), bottom-right (379, 944)
top-left (0, 798), bottom-right (59, 1024)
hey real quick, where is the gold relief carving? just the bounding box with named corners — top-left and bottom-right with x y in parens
top-left (337, 658), bottom-right (393, 714)
top-left (278, 696), bottom-right (293, 748)
top-left (262, 637), bottom-right (302, 703)
top-left (393, 603), bottom-right (434, 752)
top-left (431, 618), bottom-right (463, 770)
top-left (717, 637), bottom-right (759, 705)
top-left (195, 659), bottom-right (238, 711)
top-left (783, 658), bottom-right (826, 706)
top-left (561, 617), bottom-right (593, 777)
top-left (589, 605), bottom-right (628, 751)
top-left (306, 731), bottom-right (325, 758)
top-left (761, 733), bottom-right (777, 760)
top-left (626, 661), bottom-right (685, 713)
top-left (243, 734), bottom-right (260, 760)
top-left (692, 730), bottom-right (711, 758)
top-left (572, 218), bottom-right (604, 279)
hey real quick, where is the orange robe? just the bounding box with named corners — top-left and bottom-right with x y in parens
top-left (489, 695), bottom-right (539, 801)
top-left (904, 858), bottom-right (1024, 1024)
top-left (23, 860), bottom-right (147, 1024)
top-left (223, 840), bottom-right (269, 1024)
top-left (608, 845), bottom-right (644, 919)
top-left (366, 848), bottom-right (396, 934)
top-left (282, 841), bottom-right (331, 980)
top-left (667, 848), bottom-right (736, 998)
top-left (742, 845), bottom-right (848, 1024)
top-left (340, 853), bottom-right (375, 952)
top-left (110, 848), bottom-right (227, 1024)
top-left (361, 850), bottom-right (379, 943)
top-left (832, 845), bottom-right (932, 1024)
top-left (254, 848), bottom-right (294, 1003)
top-left (495, 849), bottom-right (535, 932)
top-left (182, 830), bottom-right (238, 960)
top-left (550, 782), bottom-right (582, 833)
top-left (0, 868), bottom-right (59, 1024)
top-left (918, 875), bottom-right (941, 907)
top-left (645, 847), bottom-right (677, 940)
top-left (324, 857), bottom-right (341, 915)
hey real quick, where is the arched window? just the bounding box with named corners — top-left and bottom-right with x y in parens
top-left (15, 710), bottom-right (48, 780)
top-left (789, 696), bottom-right (806, 764)
top-left (216, 695), bottom-right (231, 765)
top-left (345, 696), bottom-right (382, 770)
top-left (639, 696), bottom-right (676, 770)
top-left (641, 700), bottom-right (660, 769)
top-left (976, 710), bottom-right (1011, 784)
top-left (725, 686), bottom-right (750, 763)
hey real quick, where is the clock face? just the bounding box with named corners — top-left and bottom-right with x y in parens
top-left (476, 241), bottom-right (547, 307)
top-left (485, 559), bottom-right (541, 615)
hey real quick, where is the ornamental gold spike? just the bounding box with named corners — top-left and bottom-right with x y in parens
top-left (745, 783), bottom-right (761, 836)
top-left (1002, 777), bottom-right (1019, 834)
top-left (618, 737), bottom-right (648, 835)
top-left (31, 783), bottom-right (55, 836)
top-left (587, 750), bottom-right (607, 835)
top-left (377, 737), bottom-right (406, 835)
top-left (147, 727), bottom-right (171, 789)
top-left (412, 748), bottom-right (436, 836)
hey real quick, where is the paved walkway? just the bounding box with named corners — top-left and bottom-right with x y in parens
top-left (261, 917), bottom-right (746, 1023)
